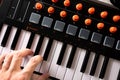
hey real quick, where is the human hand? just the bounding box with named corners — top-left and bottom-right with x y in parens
top-left (0, 49), bottom-right (49, 80)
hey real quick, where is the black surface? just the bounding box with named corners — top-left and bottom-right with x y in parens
top-left (117, 69), bottom-right (120, 80)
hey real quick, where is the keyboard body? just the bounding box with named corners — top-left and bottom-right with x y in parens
top-left (0, 0), bottom-right (120, 80)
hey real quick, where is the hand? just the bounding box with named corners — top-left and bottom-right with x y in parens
top-left (0, 49), bottom-right (49, 80)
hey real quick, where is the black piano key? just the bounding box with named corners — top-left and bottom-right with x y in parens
top-left (43, 39), bottom-right (53, 61)
top-left (99, 57), bottom-right (109, 79)
top-left (57, 43), bottom-right (67, 65)
top-left (80, 50), bottom-right (90, 73)
top-left (66, 46), bottom-right (77, 68)
top-left (11, 28), bottom-right (21, 50)
top-left (1, 25), bottom-right (12, 47)
top-left (26, 33), bottom-right (35, 48)
top-left (34, 36), bottom-right (44, 56)
top-left (117, 70), bottom-right (120, 80)
top-left (90, 54), bottom-right (100, 76)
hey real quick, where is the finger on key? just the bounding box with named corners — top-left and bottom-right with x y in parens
top-left (0, 54), bottom-right (6, 69)
top-left (8, 49), bottom-right (33, 71)
top-left (22, 55), bottom-right (43, 75)
top-left (38, 73), bottom-right (49, 80)
top-left (2, 53), bottom-right (13, 71)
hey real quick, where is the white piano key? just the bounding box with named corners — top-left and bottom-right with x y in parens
top-left (5, 27), bottom-right (17, 49)
top-left (20, 31), bottom-right (31, 67)
top-left (49, 41), bottom-right (63, 77)
top-left (34, 37), bottom-right (49, 72)
top-left (0, 46), bottom-right (3, 55)
top-left (0, 24), bottom-right (8, 44)
top-left (23, 34), bottom-right (40, 67)
top-left (73, 49), bottom-right (86, 80)
top-left (15, 30), bottom-right (26, 50)
top-left (104, 59), bottom-right (120, 80)
top-left (82, 52), bottom-right (95, 80)
top-left (95, 55), bottom-right (105, 77)
top-left (40, 40), bottom-right (58, 73)
top-left (56, 44), bottom-right (72, 80)
top-left (63, 48), bottom-right (81, 80)
top-left (20, 31), bottom-right (31, 49)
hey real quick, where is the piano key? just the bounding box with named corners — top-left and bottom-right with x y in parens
top-left (14, 30), bottom-right (26, 50)
top-left (73, 49), bottom-right (86, 80)
top-left (99, 57), bottom-right (109, 79)
top-left (91, 55), bottom-right (104, 80)
top-left (82, 52), bottom-right (95, 80)
top-left (34, 35), bottom-right (44, 56)
top-left (49, 41), bottom-right (63, 77)
top-left (90, 53), bottom-right (100, 76)
top-left (0, 46), bottom-right (3, 55)
top-left (5, 27), bottom-right (17, 49)
top-left (22, 34), bottom-right (40, 67)
top-left (20, 31), bottom-right (31, 49)
top-left (117, 70), bottom-right (120, 80)
top-left (34, 37), bottom-right (49, 72)
top-left (56, 44), bottom-right (72, 80)
top-left (11, 28), bottom-right (21, 50)
top-left (26, 33), bottom-right (35, 48)
top-left (1, 25), bottom-right (12, 47)
top-left (57, 43), bottom-right (67, 65)
top-left (104, 59), bottom-right (120, 80)
top-left (40, 40), bottom-right (58, 73)
top-left (80, 50), bottom-right (91, 73)
top-left (43, 39), bottom-right (53, 60)
top-left (0, 24), bottom-right (8, 45)
top-left (63, 48), bottom-right (81, 80)
top-left (66, 46), bottom-right (77, 68)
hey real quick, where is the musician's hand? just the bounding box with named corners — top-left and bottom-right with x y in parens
top-left (0, 49), bottom-right (49, 80)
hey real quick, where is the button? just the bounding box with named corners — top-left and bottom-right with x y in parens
top-left (100, 11), bottom-right (108, 19)
top-left (66, 24), bottom-right (78, 36)
top-left (76, 3), bottom-right (83, 11)
top-left (113, 15), bottom-right (120, 22)
top-left (64, 0), bottom-right (71, 7)
top-left (48, 6), bottom-right (55, 14)
top-left (35, 2), bottom-right (43, 10)
top-left (51, 0), bottom-right (58, 3)
top-left (116, 40), bottom-right (120, 50)
top-left (85, 18), bottom-right (92, 26)
top-left (29, 12), bottom-right (41, 24)
top-left (88, 7), bottom-right (95, 15)
top-left (97, 22), bottom-right (105, 30)
top-left (72, 14), bottom-right (80, 22)
top-left (109, 26), bottom-right (117, 33)
top-left (103, 36), bottom-right (115, 48)
top-left (60, 10), bottom-right (67, 18)
top-left (78, 28), bottom-right (90, 40)
top-left (54, 20), bottom-right (65, 32)
top-left (41, 16), bottom-right (53, 28)
top-left (91, 32), bottom-right (103, 44)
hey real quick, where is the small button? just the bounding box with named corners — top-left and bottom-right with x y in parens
top-left (109, 26), bottom-right (117, 33)
top-left (64, 0), bottom-right (70, 7)
top-left (91, 32), bottom-right (103, 44)
top-left (116, 40), bottom-right (120, 50)
top-left (54, 20), bottom-right (65, 32)
top-left (100, 11), bottom-right (108, 19)
top-left (88, 7), bottom-right (95, 15)
top-left (48, 6), bottom-right (55, 14)
top-left (97, 22), bottom-right (105, 30)
top-left (66, 24), bottom-right (78, 36)
top-left (85, 18), bottom-right (92, 26)
top-left (78, 28), bottom-right (90, 40)
top-left (76, 3), bottom-right (83, 11)
top-left (103, 36), bottom-right (115, 48)
top-left (113, 15), bottom-right (120, 22)
top-left (35, 2), bottom-right (43, 10)
top-left (29, 12), bottom-right (41, 24)
top-left (41, 16), bottom-right (53, 28)
top-left (72, 14), bottom-right (80, 22)
top-left (60, 10), bottom-right (67, 18)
